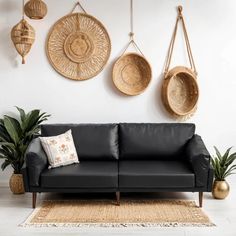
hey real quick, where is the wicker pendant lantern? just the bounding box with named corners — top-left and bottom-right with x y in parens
top-left (24, 0), bottom-right (47, 20)
top-left (11, 0), bottom-right (35, 64)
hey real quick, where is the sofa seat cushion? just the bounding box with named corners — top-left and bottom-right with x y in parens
top-left (119, 161), bottom-right (195, 188)
top-left (41, 161), bottom-right (118, 188)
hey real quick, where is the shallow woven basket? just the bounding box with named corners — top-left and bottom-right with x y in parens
top-left (11, 19), bottom-right (35, 64)
top-left (162, 66), bottom-right (199, 117)
top-left (24, 0), bottom-right (47, 20)
top-left (112, 53), bottom-right (152, 96)
top-left (46, 13), bottom-right (111, 81)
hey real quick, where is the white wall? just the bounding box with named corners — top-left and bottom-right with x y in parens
top-left (1, 0), bottom-right (236, 185)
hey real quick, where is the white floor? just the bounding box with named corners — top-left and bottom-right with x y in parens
top-left (0, 175), bottom-right (236, 236)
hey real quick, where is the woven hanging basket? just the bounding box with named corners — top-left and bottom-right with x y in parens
top-left (113, 53), bottom-right (152, 96)
top-left (46, 12), bottom-right (111, 81)
top-left (162, 66), bottom-right (199, 117)
top-left (11, 19), bottom-right (35, 64)
top-left (112, 0), bottom-right (152, 96)
top-left (161, 6), bottom-right (198, 119)
top-left (24, 0), bottom-right (47, 20)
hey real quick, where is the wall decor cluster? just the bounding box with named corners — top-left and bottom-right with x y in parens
top-left (10, 1), bottom-right (199, 120)
top-left (112, 0), bottom-right (152, 96)
top-left (161, 6), bottom-right (199, 120)
top-left (24, 0), bottom-right (48, 20)
top-left (46, 1), bottom-right (111, 81)
top-left (11, 0), bottom-right (35, 64)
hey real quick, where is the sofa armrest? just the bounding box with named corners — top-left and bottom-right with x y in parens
top-left (25, 138), bottom-right (48, 187)
top-left (21, 162), bottom-right (30, 192)
top-left (185, 135), bottom-right (210, 187)
top-left (207, 163), bottom-right (214, 191)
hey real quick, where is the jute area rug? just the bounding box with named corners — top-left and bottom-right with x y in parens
top-left (21, 200), bottom-right (215, 227)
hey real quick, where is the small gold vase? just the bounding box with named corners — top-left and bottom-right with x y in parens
top-left (212, 180), bottom-right (230, 199)
top-left (9, 174), bottom-right (25, 194)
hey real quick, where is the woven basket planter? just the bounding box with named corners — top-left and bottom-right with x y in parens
top-left (9, 174), bottom-right (25, 194)
top-left (11, 19), bottom-right (35, 64)
top-left (24, 0), bottom-right (47, 20)
top-left (113, 53), bottom-right (152, 96)
top-left (162, 66), bottom-right (199, 117)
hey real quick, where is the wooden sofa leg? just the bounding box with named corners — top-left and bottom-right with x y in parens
top-left (199, 192), bottom-right (203, 208)
top-left (32, 192), bottom-right (37, 209)
top-left (116, 191), bottom-right (120, 206)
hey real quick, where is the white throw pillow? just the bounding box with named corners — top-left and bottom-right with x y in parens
top-left (39, 130), bottom-right (79, 169)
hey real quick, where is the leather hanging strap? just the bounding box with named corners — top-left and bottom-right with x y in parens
top-left (164, 6), bottom-right (197, 76)
top-left (70, 1), bottom-right (87, 14)
top-left (120, 0), bottom-right (145, 57)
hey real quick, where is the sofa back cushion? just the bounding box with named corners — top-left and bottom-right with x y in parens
top-left (41, 124), bottom-right (119, 161)
top-left (119, 123), bottom-right (195, 160)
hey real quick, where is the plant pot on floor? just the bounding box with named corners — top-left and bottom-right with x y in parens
top-left (212, 180), bottom-right (230, 199)
top-left (211, 146), bottom-right (236, 200)
top-left (9, 174), bottom-right (25, 194)
top-left (0, 107), bottom-right (50, 194)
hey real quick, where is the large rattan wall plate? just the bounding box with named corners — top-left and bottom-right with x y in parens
top-left (112, 53), bottom-right (152, 96)
top-left (162, 66), bottom-right (199, 118)
top-left (46, 13), bottom-right (111, 81)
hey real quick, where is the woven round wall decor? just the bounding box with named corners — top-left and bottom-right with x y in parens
top-left (46, 4), bottom-right (111, 81)
top-left (113, 53), bottom-right (152, 96)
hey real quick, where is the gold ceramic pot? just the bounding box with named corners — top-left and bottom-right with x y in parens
top-left (212, 180), bottom-right (230, 199)
top-left (9, 174), bottom-right (25, 194)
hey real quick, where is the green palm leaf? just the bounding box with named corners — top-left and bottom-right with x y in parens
top-left (0, 127), bottom-right (12, 143)
top-left (1, 160), bottom-right (11, 171)
top-left (15, 106), bottom-right (26, 123)
top-left (3, 116), bottom-right (22, 144)
top-left (214, 146), bottom-right (222, 160)
top-left (222, 147), bottom-right (232, 166)
top-left (23, 109), bottom-right (40, 131)
top-left (0, 142), bottom-right (15, 149)
top-left (212, 147), bottom-right (236, 181)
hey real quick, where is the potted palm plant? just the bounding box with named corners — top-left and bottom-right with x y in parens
top-left (211, 146), bottom-right (236, 199)
top-left (0, 107), bottom-right (50, 194)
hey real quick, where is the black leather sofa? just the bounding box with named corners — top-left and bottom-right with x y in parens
top-left (22, 123), bottom-right (213, 208)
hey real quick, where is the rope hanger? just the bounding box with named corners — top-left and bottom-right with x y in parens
top-left (164, 6), bottom-right (197, 76)
top-left (22, 0), bottom-right (25, 19)
top-left (130, 0), bottom-right (134, 40)
top-left (121, 0), bottom-right (145, 57)
top-left (70, 1), bottom-right (87, 14)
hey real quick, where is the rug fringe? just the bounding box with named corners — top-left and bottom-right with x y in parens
top-left (19, 222), bottom-right (216, 228)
